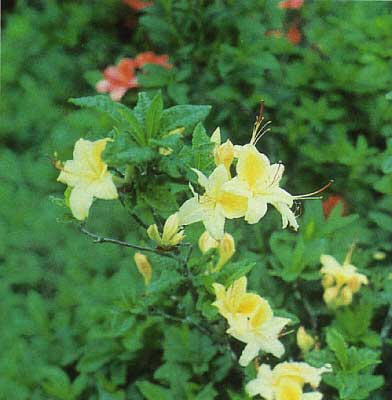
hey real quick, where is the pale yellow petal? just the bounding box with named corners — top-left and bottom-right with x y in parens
top-left (202, 208), bottom-right (225, 240)
top-left (178, 197), bottom-right (203, 225)
top-left (191, 168), bottom-right (209, 188)
top-left (302, 392), bottom-right (323, 400)
top-left (272, 202), bottom-right (299, 230)
top-left (236, 144), bottom-right (270, 189)
top-left (207, 164), bottom-right (229, 193)
top-left (245, 196), bottom-right (268, 224)
top-left (69, 186), bottom-right (94, 220)
top-left (210, 127), bottom-right (221, 144)
top-left (245, 364), bottom-right (274, 399)
top-left (91, 173), bottom-right (118, 199)
top-left (239, 341), bottom-right (262, 367)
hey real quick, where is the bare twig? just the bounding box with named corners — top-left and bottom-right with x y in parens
top-left (79, 225), bottom-right (175, 259)
top-left (381, 305), bottom-right (392, 341)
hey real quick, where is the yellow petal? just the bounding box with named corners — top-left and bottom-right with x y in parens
top-left (91, 173), bottom-right (118, 199)
top-left (236, 144), bottom-right (270, 189)
top-left (245, 196), bottom-right (268, 224)
top-left (178, 197), bottom-right (203, 225)
top-left (69, 186), bottom-right (94, 220)
top-left (202, 208), bottom-right (225, 240)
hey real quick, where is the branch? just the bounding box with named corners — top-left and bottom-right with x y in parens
top-left (79, 225), bottom-right (175, 259)
top-left (381, 305), bottom-right (392, 342)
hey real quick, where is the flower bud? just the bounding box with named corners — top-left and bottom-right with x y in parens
top-left (159, 147), bottom-right (172, 156)
top-left (198, 231), bottom-right (219, 254)
top-left (134, 253), bottom-right (152, 285)
top-left (322, 274), bottom-right (335, 289)
top-left (147, 224), bottom-right (161, 243)
top-left (296, 326), bottom-right (315, 353)
top-left (323, 286), bottom-right (339, 306)
top-left (162, 213), bottom-right (181, 243)
top-left (216, 233), bottom-right (235, 271)
top-left (147, 213), bottom-right (184, 248)
top-left (339, 286), bottom-right (353, 306)
top-left (373, 251), bottom-right (386, 261)
top-left (214, 140), bottom-right (235, 173)
top-left (210, 127), bottom-right (221, 145)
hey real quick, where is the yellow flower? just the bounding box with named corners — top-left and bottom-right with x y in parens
top-left (246, 362), bottom-right (332, 399)
top-left (134, 253), bottom-right (152, 285)
top-left (320, 253), bottom-right (368, 308)
top-left (228, 144), bottom-right (299, 229)
top-left (178, 165), bottom-right (248, 239)
top-left (296, 326), bottom-right (315, 354)
top-left (213, 277), bottom-right (290, 366)
top-left (211, 127), bottom-right (235, 175)
top-left (57, 138), bottom-right (118, 220)
top-left (147, 212), bottom-right (184, 248)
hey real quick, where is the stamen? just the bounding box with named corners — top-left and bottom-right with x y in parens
top-left (268, 161), bottom-right (284, 188)
top-left (293, 180), bottom-right (334, 199)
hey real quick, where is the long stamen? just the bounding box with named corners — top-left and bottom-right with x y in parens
top-left (268, 161), bottom-right (283, 188)
top-left (293, 180), bottom-right (334, 199)
top-left (254, 122), bottom-right (272, 145)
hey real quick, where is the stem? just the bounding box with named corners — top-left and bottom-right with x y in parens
top-left (381, 305), bottom-right (392, 341)
top-left (79, 225), bottom-right (175, 259)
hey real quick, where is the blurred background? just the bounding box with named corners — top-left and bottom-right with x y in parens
top-left (1, 0), bottom-right (391, 399)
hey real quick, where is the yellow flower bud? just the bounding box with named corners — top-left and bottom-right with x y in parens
top-left (214, 140), bottom-right (235, 174)
top-left (162, 213), bottom-right (181, 243)
top-left (373, 251), bottom-right (386, 261)
top-left (147, 213), bottom-right (184, 248)
top-left (147, 224), bottom-right (161, 243)
top-left (198, 231), bottom-right (219, 254)
top-left (322, 274), bottom-right (335, 289)
top-left (159, 147), bottom-right (173, 156)
top-left (296, 326), bottom-right (315, 353)
top-left (216, 233), bottom-right (235, 271)
top-left (339, 286), bottom-right (353, 306)
top-left (134, 253), bottom-right (152, 285)
top-left (323, 286), bottom-right (339, 306)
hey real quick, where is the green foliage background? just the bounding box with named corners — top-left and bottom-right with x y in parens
top-left (1, 0), bottom-right (391, 399)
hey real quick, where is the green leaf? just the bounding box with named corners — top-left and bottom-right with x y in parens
top-left (191, 123), bottom-right (214, 172)
top-left (145, 92), bottom-right (164, 141)
top-left (326, 329), bottom-right (348, 369)
top-left (136, 381), bottom-right (172, 400)
top-left (103, 133), bottom-right (155, 167)
top-left (69, 95), bottom-right (144, 145)
top-left (161, 105), bottom-right (211, 134)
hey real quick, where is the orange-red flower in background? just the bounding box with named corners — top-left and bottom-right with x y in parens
top-left (96, 58), bottom-right (138, 101)
top-left (96, 52), bottom-right (171, 101)
top-left (286, 26), bottom-right (302, 44)
top-left (278, 0), bottom-right (304, 9)
top-left (135, 51), bottom-right (172, 69)
top-left (323, 195), bottom-right (348, 218)
top-left (123, 0), bottom-right (152, 11)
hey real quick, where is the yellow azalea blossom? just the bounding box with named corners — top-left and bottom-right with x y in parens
top-left (296, 326), bottom-right (315, 354)
top-left (178, 165), bottom-right (248, 239)
top-left (320, 253), bottom-right (368, 308)
top-left (227, 144), bottom-right (299, 229)
top-left (147, 212), bottom-right (184, 248)
top-left (211, 127), bottom-right (235, 175)
top-left (57, 138), bottom-right (118, 220)
top-left (134, 253), bottom-right (152, 285)
top-left (246, 362), bottom-right (332, 400)
top-left (213, 277), bottom-right (290, 366)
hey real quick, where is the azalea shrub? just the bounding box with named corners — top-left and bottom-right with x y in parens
top-left (2, 1), bottom-right (392, 399)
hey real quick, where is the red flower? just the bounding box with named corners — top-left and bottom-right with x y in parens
top-left (96, 58), bottom-right (139, 101)
top-left (123, 0), bottom-right (152, 11)
top-left (286, 26), bottom-right (302, 44)
top-left (323, 195), bottom-right (348, 218)
top-left (135, 51), bottom-right (172, 69)
top-left (278, 0), bottom-right (304, 9)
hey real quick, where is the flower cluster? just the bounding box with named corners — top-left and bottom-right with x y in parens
top-left (178, 124), bottom-right (303, 240)
top-left (320, 253), bottom-right (368, 308)
top-left (213, 277), bottom-right (291, 367)
top-left (96, 52), bottom-right (171, 101)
